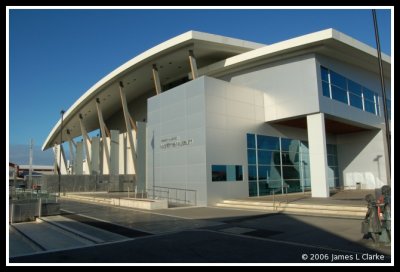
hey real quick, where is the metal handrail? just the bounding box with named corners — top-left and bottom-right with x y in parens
top-left (148, 186), bottom-right (197, 206)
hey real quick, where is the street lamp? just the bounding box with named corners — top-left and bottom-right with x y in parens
top-left (372, 10), bottom-right (391, 179)
top-left (58, 110), bottom-right (65, 197)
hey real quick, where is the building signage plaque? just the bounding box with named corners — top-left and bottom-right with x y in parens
top-left (160, 136), bottom-right (193, 150)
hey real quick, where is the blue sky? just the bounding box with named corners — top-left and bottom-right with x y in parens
top-left (8, 8), bottom-right (391, 163)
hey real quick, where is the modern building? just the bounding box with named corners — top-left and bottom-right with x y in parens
top-left (42, 29), bottom-right (391, 206)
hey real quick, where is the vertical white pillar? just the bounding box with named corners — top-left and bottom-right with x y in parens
top-left (110, 130), bottom-right (119, 176)
top-left (60, 144), bottom-right (67, 174)
top-left (307, 113), bottom-right (330, 198)
top-left (91, 137), bottom-right (100, 175)
top-left (75, 141), bottom-right (84, 175)
top-left (79, 114), bottom-right (92, 174)
top-left (136, 122), bottom-right (147, 192)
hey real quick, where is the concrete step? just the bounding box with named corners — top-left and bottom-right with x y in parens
top-left (39, 215), bottom-right (127, 243)
top-left (216, 203), bottom-right (275, 211)
top-left (215, 199), bottom-right (367, 218)
top-left (12, 220), bottom-right (96, 251)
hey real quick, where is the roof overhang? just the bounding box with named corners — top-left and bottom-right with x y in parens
top-left (42, 31), bottom-right (264, 150)
top-left (198, 28), bottom-right (391, 79)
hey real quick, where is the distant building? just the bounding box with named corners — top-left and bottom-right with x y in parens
top-left (18, 165), bottom-right (54, 176)
top-left (42, 29), bottom-right (391, 206)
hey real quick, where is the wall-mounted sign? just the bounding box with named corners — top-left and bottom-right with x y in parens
top-left (160, 136), bottom-right (193, 150)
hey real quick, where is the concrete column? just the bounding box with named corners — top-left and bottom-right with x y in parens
top-left (60, 145), bottom-right (67, 174)
top-left (152, 64), bottom-right (162, 95)
top-left (91, 137), bottom-right (100, 175)
top-left (118, 81), bottom-right (137, 174)
top-left (53, 144), bottom-right (67, 175)
top-left (189, 50), bottom-right (198, 80)
top-left (136, 122), bottom-right (146, 192)
top-left (68, 141), bottom-right (75, 174)
top-left (110, 130), bottom-right (119, 176)
top-left (95, 99), bottom-right (111, 171)
top-left (307, 113), bottom-right (330, 198)
top-left (75, 141), bottom-right (84, 175)
top-left (66, 129), bottom-right (76, 175)
top-left (79, 114), bottom-right (92, 173)
top-left (100, 137), bottom-right (110, 175)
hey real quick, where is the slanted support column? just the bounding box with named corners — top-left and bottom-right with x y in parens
top-left (152, 64), bottom-right (162, 95)
top-left (118, 81), bottom-right (137, 174)
top-left (96, 98), bottom-right (111, 171)
top-left (79, 114), bottom-right (92, 174)
top-left (188, 50), bottom-right (198, 80)
top-left (53, 144), bottom-right (67, 175)
top-left (307, 113), bottom-right (330, 198)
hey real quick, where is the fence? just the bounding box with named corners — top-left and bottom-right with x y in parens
top-left (147, 186), bottom-right (197, 206)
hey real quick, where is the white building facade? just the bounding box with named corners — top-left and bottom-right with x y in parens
top-left (43, 29), bottom-right (391, 206)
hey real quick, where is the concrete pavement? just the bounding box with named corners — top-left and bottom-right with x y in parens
top-left (9, 198), bottom-right (391, 263)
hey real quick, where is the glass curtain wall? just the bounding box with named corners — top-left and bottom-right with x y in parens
top-left (247, 133), bottom-right (338, 197)
top-left (321, 66), bottom-right (391, 119)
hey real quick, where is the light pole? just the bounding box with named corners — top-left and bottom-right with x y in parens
top-left (58, 110), bottom-right (65, 197)
top-left (372, 9), bottom-right (391, 179)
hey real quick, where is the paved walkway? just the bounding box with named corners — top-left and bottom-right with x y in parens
top-left (236, 189), bottom-right (375, 206)
top-left (9, 189), bottom-right (391, 264)
top-left (10, 199), bottom-right (391, 263)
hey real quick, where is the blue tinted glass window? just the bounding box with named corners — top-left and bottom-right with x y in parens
top-left (247, 149), bottom-right (256, 164)
top-left (257, 150), bottom-right (274, 165)
top-left (236, 165), bottom-right (243, 181)
top-left (248, 182), bottom-right (258, 197)
top-left (349, 94), bottom-right (363, 109)
top-left (258, 181), bottom-right (269, 195)
top-left (247, 133), bottom-right (255, 149)
top-left (282, 166), bottom-right (300, 180)
top-left (281, 152), bottom-right (293, 165)
top-left (257, 135), bottom-right (280, 150)
top-left (330, 71), bottom-right (346, 89)
top-left (281, 138), bottom-right (299, 152)
top-left (322, 82), bottom-right (331, 97)
top-left (327, 155), bottom-right (338, 166)
top-left (248, 165), bottom-right (257, 181)
top-left (386, 98), bottom-right (391, 120)
top-left (326, 144), bottom-right (337, 155)
top-left (363, 88), bottom-right (374, 101)
top-left (258, 166), bottom-right (268, 180)
top-left (300, 141), bottom-right (309, 151)
top-left (321, 66), bottom-right (329, 82)
top-left (331, 86), bottom-right (348, 104)
top-left (364, 100), bottom-right (376, 114)
top-left (348, 80), bottom-right (362, 96)
top-left (212, 165), bottom-right (226, 182)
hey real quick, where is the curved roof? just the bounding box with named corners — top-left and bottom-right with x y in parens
top-left (42, 31), bottom-right (265, 150)
top-left (43, 29), bottom-right (391, 151)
